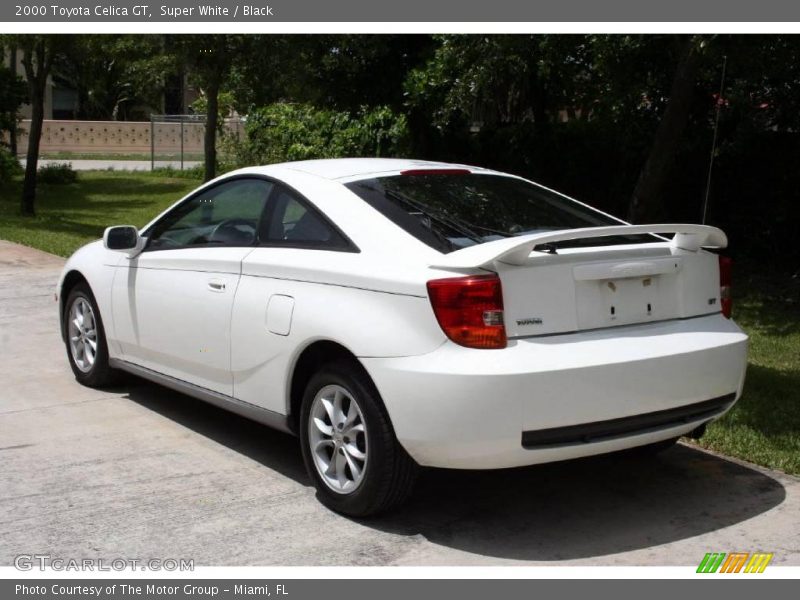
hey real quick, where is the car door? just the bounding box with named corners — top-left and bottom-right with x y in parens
top-left (231, 184), bottom-right (355, 412)
top-left (111, 177), bottom-right (273, 396)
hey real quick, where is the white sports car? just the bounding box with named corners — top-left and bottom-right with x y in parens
top-left (58, 158), bottom-right (748, 516)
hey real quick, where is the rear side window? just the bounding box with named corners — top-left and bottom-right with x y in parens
top-left (262, 185), bottom-right (354, 250)
top-left (346, 174), bottom-right (639, 253)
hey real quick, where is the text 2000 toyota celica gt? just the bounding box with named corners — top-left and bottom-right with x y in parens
top-left (57, 158), bottom-right (748, 515)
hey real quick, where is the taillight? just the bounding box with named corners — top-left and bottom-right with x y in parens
top-left (427, 274), bottom-right (507, 349)
top-left (719, 255), bottom-right (732, 318)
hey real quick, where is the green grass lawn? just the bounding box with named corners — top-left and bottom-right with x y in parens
top-left (1, 171), bottom-right (798, 475)
top-left (692, 266), bottom-right (800, 475)
top-left (0, 171), bottom-right (200, 257)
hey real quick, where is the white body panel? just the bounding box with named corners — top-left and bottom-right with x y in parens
top-left (230, 247), bottom-right (445, 414)
top-left (56, 158), bottom-right (749, 471)
top-left (363, 314), bottom-right (747, 468)
top-left (498, 243), bottom-right (723, 337)
top-left (57, 240), bottom-right (123, 353)
top-left (109, 248), bottom-right (253, 395)
top-left (429, 223), bottom-right (727, 269)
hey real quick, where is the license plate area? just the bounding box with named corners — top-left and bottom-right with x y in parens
top-left (574, 272), bottom-right (680, 329)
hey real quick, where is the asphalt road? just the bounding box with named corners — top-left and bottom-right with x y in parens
top-left (1, 240), bottom-right (798, 566)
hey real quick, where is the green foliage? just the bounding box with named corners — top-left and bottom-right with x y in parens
top-left (172, 34), bottom-right (244, 88)
top-left (171, 34), bottom-right (252, 181)
top-left (148, 165), bottom-right (207, 180)
top-left (190, 90), bottom-right (237, 121)
top-left (37, 162), bottom-right (77, 185)
top-left (53, 35), bottom-right (171, 120)
top-left (274, 35), bottom-right (434, 112)
top-left (0, 171), bottom-right (199, 257)
top-left (231, 103), bottom-right (409, 166)
top-left (695, 264), bottom-right (800, 475)
top-left (2, 33), bottom-right (800, 262)
top-left (402, 34), bottom-right (800, 265)
top-left (0, 146), bottom-right (22, 183)
top-left (0, 64), bottom-right (27, 134)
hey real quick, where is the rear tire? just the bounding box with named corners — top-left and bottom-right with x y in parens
top-left (63, 283), bottom-right (119, 388)
top-left (299, 359), bottom-right (418, 517)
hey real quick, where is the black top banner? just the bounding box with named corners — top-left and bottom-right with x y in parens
top-left (3, 0), bottom-right (800, 22)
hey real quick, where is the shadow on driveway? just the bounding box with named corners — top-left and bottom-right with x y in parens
top-left (124, 378), bottom-right (786, 562)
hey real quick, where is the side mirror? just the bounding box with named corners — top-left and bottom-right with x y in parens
top-left (103, 226), bottom-right (141, 253)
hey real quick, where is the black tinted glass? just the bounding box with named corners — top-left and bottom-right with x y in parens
top-left (146, 178), bottom-right (272, 250)
top-left (262, 186), bottom-right (352, 250)
top-left (346, 174), bottom-right (644, 253)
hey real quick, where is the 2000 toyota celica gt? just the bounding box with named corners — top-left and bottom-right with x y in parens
top-left (57, 158), bottom-right (748, 515)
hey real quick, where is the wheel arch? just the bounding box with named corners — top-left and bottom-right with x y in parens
top-left (59, 270), bottom-right (90, 340)
top-left (287, 339), bottom-right (373, 434)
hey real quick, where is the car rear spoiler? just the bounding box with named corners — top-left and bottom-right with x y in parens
top-left (430, 224), bottom-right (728, 269)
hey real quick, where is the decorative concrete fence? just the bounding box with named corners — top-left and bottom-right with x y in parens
top-left (15, 118), bottom-right (244, 157)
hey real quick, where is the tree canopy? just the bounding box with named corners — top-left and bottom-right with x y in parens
top-left (6, 33), bottom-right (800, 264)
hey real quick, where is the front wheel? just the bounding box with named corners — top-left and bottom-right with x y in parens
top-left (299, 360), bottom-right (417, 517)
top-left (63, 283), bottom-right (119, 387)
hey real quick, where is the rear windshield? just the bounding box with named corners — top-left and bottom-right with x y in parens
top-left (346, 173), bottom-right (643, 253)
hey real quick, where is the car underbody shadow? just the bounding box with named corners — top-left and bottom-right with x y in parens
top-left (370, 444), bottom-right (786, 561)
top-left (121, 377), bottom-right (308, 485)
top-left (122, 376), bottom-right (786, 563)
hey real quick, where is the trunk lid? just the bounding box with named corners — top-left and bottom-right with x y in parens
top-left (430, 224), bottom-right (727, 337)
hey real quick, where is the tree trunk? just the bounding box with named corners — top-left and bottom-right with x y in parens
top-left (21, 39), bottom-right (51, 218)
top-left (628, 36), bottom-right (703, 223)
top-left (22, 87), bottom-right (44, 216)
top-left (203, 79), bottom-right (219, 182)
top-left (529, 73), bottom-right (550, 137)
top-left (407, 108), bottom-right (432, 159)
top-left (9, 45), bottom-right (18, 157)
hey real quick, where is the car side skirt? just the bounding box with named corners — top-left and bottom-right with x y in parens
top-left (109, 358), bottom-right (294, 435)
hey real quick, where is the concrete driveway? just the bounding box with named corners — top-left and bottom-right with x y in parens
top-left (1, 240), bottom-right (798, 566)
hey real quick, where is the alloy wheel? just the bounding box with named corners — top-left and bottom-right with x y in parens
top-left (67, 297), bottom-right (98, 373)
top-left (308, 384), bottom-right (368, 494)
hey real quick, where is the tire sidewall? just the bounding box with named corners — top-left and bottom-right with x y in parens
top-left (299, 363), bottom-right (395, 516)
top-left (63, 284), bottom-right (111, 386)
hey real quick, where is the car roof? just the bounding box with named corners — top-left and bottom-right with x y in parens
top-left (238, 158), bottom-right (498, 181)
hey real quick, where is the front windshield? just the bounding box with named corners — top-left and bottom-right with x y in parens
top-left (346, 173), bottom-right (638, 253)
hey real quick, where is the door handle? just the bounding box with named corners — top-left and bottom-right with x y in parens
top-left (207, 280), bottom-right (226, 292)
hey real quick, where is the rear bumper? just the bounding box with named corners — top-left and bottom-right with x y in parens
top-left (520, 393), bottom-right (734, 449)
top-left (361, 314), bottom-right (748, 469)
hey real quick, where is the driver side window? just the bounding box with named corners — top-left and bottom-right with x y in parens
top-left (147, 178), bottom-right (273, 251)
